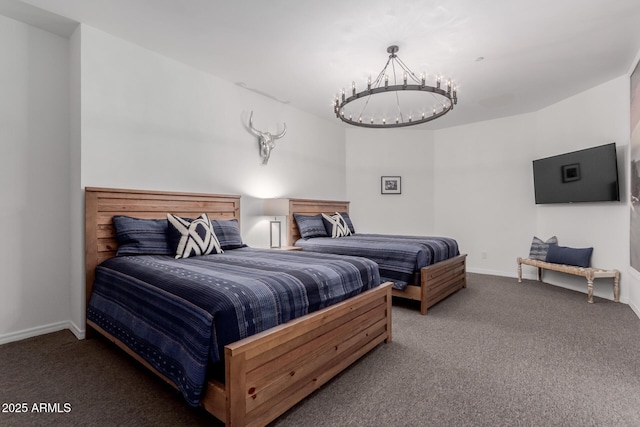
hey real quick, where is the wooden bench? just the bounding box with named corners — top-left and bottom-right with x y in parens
top-left (517, 257), bottom-right (619, 303)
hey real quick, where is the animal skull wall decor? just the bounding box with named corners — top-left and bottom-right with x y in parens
top-left (248, 111), bottom-right (287, 165)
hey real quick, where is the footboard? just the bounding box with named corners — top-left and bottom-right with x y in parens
top-left (85, 188), bottom-right (393, 426)
top-left (202, 281), bottom-right (393, 427)
top-left (392, 254), bottom-right (467, 315)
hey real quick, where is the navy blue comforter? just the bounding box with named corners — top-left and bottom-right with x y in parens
top-left (295, 234), bottom-right (459, 290)
top-left (87, 247), bottom-right (380, 406)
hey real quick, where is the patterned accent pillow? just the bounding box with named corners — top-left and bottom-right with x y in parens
top-left (211, 219), bottom-right (246, 250)
top-left (294, 213), bottom-right (329, 239)
top-left (528, 236), bottom-right (558, 261)
top-left (338, 212), bottom-right (356, 234)
top-left (167, 213), bottom-right (223, 259)
top-left (112, 216), bottom-right (173, 256)
top-left (322, 212), bottom-right (353, 238)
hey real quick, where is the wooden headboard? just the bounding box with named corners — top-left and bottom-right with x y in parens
top-left (85, 187), bottom-right (241, 309)
top-left (287, 198), bottom-right (350, 246)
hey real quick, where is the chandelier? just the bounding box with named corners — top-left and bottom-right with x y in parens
top-left (333, 45), bottom-right (457, 128)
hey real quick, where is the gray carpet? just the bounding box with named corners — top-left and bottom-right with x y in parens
top-left (2, 273), bottom-right (639, 426)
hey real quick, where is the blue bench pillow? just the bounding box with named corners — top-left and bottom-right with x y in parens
top-left (545, 245), bottom-right (593, 268)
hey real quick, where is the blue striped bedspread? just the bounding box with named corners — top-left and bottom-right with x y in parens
top-left (295, 234), bottom-right (459, 291)
top-left (87, 247), bottom-right (381, 406)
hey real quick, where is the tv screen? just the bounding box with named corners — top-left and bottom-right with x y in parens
top-left (532, 143), bottom-right (620, 204)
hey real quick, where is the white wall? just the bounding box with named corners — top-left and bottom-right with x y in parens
top-left (69, 24), bottom-right (83, 336)
top-left (433, 114), bottom-right (538, 276)
top-left (0, 14), bottom-right (71, 344)
top-left (1, 21), bottom-right (348, 342)
top-left (2, 17), bottom-right (638, 344)
top-left (79, 26), bottom-right (346, 232)
top-left (73, 25), bottom-right (347, 333)
top-left (346, 128), bottom-right (435, 234)
top-left (531, 77), bottom-right (629, 301)
top-left (346, 77), bottom-right (631, 303)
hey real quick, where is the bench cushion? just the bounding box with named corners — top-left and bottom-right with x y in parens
top-left (545, 245), bottom-right (593, 268)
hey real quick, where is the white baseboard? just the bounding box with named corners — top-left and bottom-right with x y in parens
top-left (626, 267), bottom-right (640, 320)
top-left (68, 320), bottom-right (85, 340)
top-left (466, 267), bottom-right (531, 279)
top-left (629, 299), bottom-right (640, 320)
top-left (0, 321), bottom-right (81, 346)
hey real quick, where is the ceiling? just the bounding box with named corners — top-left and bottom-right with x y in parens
top-left (5, 0), bottom-right (640, 129)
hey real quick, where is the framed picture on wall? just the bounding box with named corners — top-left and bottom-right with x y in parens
top-left (381, 176), bottom-right (401, 194)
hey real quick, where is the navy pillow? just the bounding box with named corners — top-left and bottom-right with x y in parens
top-left (211, 219), bottom-right (246, 250)
top-left (112, 216), bottom-right (173, 256)
top-left (294, 213), bottom-right (329, 239)
top-left (545, 245), bottom-right (593, 268)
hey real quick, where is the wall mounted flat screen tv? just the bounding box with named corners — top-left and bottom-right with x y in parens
top-left (532, 143), bottom-right (620, 204)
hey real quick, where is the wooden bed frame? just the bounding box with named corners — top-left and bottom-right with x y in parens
top-left (286, 198), bottom-right (467, 315)
top-left (85, 187), bottom-right (393, 427)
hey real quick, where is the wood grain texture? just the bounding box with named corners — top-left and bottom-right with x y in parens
top-left (286, 198), bottom-right (350, 245)
top-left (85, 187), bottom-right (392, 426)
top-left (287, 198), bottom-right (467, 315)
top-left (85, 187), bottom-right (241, 311)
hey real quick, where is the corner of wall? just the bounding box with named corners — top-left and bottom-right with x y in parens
top-left (69, 22), bottom-right (85, 332)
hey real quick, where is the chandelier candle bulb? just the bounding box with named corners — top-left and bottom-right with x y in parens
top-left (333, 45), bottom-right (458, 128)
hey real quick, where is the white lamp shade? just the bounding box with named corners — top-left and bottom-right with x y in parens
top-left (264, 198), bottom-right (289, 217)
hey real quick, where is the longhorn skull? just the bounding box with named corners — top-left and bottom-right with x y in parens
top-left (248, 111), bottom-right (287, 165)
